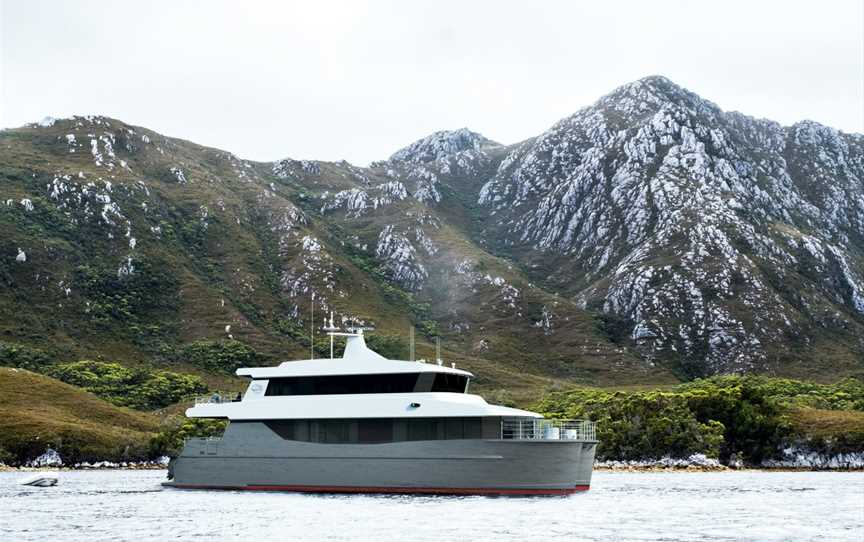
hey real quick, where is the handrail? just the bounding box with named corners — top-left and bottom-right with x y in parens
top-left (195, 392), bottom-right (243, 405)
top-left (501, 418), bottom-right (596, 441)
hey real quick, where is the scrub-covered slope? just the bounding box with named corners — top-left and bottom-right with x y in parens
top-left (0, 113), bottom-right (658, 395)
top-left (1, 75), bottom-right (862, 388)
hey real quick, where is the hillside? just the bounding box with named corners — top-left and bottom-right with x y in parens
top-left (0, 367), bottom-right (159, 463)
top-left (1, 76), bottom-right (862, 391)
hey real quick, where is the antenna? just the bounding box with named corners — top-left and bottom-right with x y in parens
top-left (323, 311), bottom-right (339, 360)
top-left (409, 325), bottom-right (415, 361)
top-left (310, 292), bottom-right (315, 360)
top-left (436, 337), bottom-right (441, 364)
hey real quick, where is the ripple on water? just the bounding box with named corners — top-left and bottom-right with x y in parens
top-left (0, 470), bottom-right (862, 541)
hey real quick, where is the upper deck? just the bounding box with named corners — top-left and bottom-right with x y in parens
top-left (235, 332), bottom-right (472, 380)
top-left (186, 331), bottom-right (542, 421)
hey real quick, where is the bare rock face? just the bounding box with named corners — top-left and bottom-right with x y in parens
top-left (476, 76), bottom-right (864, 376)
top-left (389, 128), bottom-right (499, 165)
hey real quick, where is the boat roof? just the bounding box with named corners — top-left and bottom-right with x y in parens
top-left (236, 332), bottom-right (473, 379)
top-left (188, 392), bottom-right (542, 420)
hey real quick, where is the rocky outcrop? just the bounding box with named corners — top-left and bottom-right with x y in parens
top-left (389, 128), bottom-right (499, 165)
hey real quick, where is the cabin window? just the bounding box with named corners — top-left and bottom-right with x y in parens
top-left (264, 373), bottom-right (418, 396)
top-left (407, 419), bottom-right (438, 441)
top-left (358, 419), bottom-right (393, 443)
top-left (261, 417), bottom-right (494, 443)
top-left (264, 372), bottom-right (469, 396)
top-left (320, 421), bottom-right (351, 443)
top-left (430, 373), bottom-right (469, 393)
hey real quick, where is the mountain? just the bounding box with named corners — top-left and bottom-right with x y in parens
top-left (1, 77), bottom-right (861, 397)
top-left (476, 76), bottom-right (864, 378)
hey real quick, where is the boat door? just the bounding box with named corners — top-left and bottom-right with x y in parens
top-left (204, 438), bottom-right (219, 456)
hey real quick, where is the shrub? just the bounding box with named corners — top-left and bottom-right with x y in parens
top-left (0, 341), bottom-right (53, 371)
top-left (535, 375), bottom-right (864, 463)
top-left (47, 360), bottom-right (207, 410)
top-left (538, 389), bottom-right (724, 460)
top-left (0, 445), bottom-right (14, 465)
top-left (678, 377), bottom-right (791, 463)
top-left (74, 259), bottom-right (179, 328)
top-left (171, 339), bottom-right (265, 373)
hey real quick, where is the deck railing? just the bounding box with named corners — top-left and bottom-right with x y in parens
top-left (501, 418), bottom-right (596, 441)
top-left (194, 392), bottom-right (242, 405)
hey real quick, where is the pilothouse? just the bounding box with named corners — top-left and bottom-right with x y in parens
top-left (164, 328), bottom-right (597, 495)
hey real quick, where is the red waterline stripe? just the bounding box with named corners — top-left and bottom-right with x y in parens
top-left (169, 483), bottom-right (590, 495)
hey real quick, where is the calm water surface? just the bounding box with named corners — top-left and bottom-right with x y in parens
top-left (1, 470), bottom-right (862, 541)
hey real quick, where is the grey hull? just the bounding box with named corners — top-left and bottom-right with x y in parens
top-left (164, 422), bottom-right (596, 495)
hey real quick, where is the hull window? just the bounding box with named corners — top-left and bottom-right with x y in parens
top-left (358, 419), bottom-right (394, 443)
top-left (262, 417), bottom-right (493, 443)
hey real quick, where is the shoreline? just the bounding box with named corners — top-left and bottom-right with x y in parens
top-left (594, 465), bottom-right (864, 472)
top-left (3, 464), bottom-right (862, 473)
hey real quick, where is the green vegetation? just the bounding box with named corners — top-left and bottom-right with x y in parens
top-left (164, 339), bottom-right (266, 374)
top-left (364, 334), bottom-right (407, 359)
top-left (0, 341), bottom-right (53, 371)
top-left (537, 375), bottom-right (864, 463)
top-left (47, 360), bottom-right (207, 410)
top-left (74, 260), bottom-right (179, 336)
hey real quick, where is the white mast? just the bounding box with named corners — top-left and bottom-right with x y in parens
top-left (409, 325), bottom-right (415, 361)
top-left (310, 292), bottom-right (315, 360)
top-left (323, 311), bottom-right (339, 360)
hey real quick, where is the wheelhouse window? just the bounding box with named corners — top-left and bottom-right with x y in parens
top-left (264, 373), bottom-right (419, 396)
top-left (430, 373), bottom-right (469, 393)
top-left (263, 371), bottom-right (469, 396)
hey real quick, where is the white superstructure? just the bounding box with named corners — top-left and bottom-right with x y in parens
top-left (186, 331), bottom-right (541, 421)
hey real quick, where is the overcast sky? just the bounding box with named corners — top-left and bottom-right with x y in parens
top-left (1, 0), bottom-right (862, 165)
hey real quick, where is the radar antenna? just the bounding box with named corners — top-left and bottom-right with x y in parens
top-left (322, 311), bottom-right (340, 360)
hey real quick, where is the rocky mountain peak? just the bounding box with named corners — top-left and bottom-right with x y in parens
top-left (478, 76), bottom-right (864, 376)
top-left (596, 75), bottom-right (722, 123)
top-left (388, 128), bottom-right (499, 164)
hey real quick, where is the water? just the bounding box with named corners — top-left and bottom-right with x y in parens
top-left (1, 470), bottom-right (862, 541)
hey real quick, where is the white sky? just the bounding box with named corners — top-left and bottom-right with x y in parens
top-left (1, 0), bottom-right (862, 165)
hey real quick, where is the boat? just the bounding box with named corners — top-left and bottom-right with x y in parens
top-left (163, 328), bottom-right (597, 495)
top-left (19, 472), bottom-right (59, 487)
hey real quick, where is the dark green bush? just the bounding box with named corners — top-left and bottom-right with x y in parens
top-left (537, 389), bottom-right (724, 460)
top-left (536, 375), bottom-right (864, 463)
top-left (0, 341), bottom-right (53, 371)
top-left (74, 258), bottom-right (179, 327)
top-left (171, 339), bottom-right (264, 373)
top-left (48, 360), bottom-right (207, 410)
